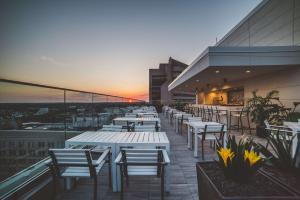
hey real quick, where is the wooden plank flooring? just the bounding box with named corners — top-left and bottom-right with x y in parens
top-left (58, 114), bottom-right (266, 200)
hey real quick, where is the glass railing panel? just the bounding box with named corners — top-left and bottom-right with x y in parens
top-left (0, 82), bottom-right (67, 183)
top-left (65, 91), bottom-right (95, 131)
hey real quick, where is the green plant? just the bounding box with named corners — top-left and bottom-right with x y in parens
top-left (216, 135), bottom-right (263, 183)
top-left (286, 102), bottom-right (300, 122)
top-left (256, 130), bottom-right (298, 172)
top-left (247, 90), bottom-right (289, 126)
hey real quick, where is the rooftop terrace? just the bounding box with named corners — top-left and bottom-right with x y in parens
top-left (56, 114), bottom-right (266, 200)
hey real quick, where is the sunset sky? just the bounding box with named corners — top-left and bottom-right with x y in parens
top-left (0, 0), bottom-right (261, 101)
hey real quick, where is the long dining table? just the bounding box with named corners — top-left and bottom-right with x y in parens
top-left (65, 131), bottom-right (170, 192)
top-left (113, 117), bottom-right (160, 124)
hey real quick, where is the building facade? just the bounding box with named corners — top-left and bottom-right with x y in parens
top-left (168, 0), bottom-right (300, 110)
top-left (149, 57), bottom-right (195, 105)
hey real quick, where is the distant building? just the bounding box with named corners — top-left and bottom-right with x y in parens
top-left (149, 57), bottom-right (195, 105)
top-left (0, 130), bottom-right (80, 181)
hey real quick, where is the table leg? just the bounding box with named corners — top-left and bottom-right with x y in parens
top-left (111, 145), bottom-right (118, 192)
top-left (165, 145), bottom-right (170, 193)
top-left (194, 130), bottom-right (198, 157)
top-left (223, 130), bottom-right (228, 147)
top-left (187, 125), bottom-right (191, 149)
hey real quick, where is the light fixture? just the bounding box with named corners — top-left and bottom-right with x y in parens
top-left (196, 79), bottom-right (199, 82)
top-left (246, 70), bottom-right (251, 73)
top-left (215, 70), bottom-right (220, 74)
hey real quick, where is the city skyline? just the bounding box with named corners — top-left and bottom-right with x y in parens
top-left (0, 0), bottom-right (261, 101)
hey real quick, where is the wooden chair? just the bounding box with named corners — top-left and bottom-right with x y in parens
top-left (194, 124), bottom-right (225, 159)
top-left (48, 147), bottom-right (111, 200)
top-left (115, 148), bottom-right (170, 200)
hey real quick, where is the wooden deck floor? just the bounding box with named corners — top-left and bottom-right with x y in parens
top-left (58, 114), bottom-right (265, 200)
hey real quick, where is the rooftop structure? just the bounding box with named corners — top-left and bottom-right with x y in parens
top-left (168, 0), bottom-right (300, 108)
top-left (149, 57), bottom-right (196, 105)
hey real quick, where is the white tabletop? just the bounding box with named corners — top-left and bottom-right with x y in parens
top-left (115, 131), bottom-right (169, 144)
top-left (66, 131), bottom-right (121, 145)
top-left (188, 121), bottom-right (223, 128)
top-left (66, 131), bottom-right (168, 144)
top-left (113, 117), bottom-right (160, 122)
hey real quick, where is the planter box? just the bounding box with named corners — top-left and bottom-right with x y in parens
top-left (196, 161), bottom-right (300, 200)
top-left (260, 167), bottom-right (300, 196)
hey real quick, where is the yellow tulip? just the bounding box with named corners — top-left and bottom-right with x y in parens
top-left (217, 148), bottom-right (234, 167)
top-left (244, 150), bottom-right (261, 166)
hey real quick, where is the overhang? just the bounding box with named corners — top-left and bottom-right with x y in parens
top-left (168, 46), bottom-right (300, 92)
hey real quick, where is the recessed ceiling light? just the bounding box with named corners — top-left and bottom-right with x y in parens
top-left (215, 70), bottom-right (220, 74)
top-left (246, 70), bottom-right (251, 73)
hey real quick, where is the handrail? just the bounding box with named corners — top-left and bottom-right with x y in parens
top-left (0, 78), bottom-right (145, 102)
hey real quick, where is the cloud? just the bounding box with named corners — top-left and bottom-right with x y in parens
top-left (40, 56), bottom-right (71, 67)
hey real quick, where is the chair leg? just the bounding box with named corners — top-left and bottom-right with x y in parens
top-left (120, 166), bottom-right (124, 200)
top-left (229, 113), bottom-right (232, 131)
top-left (201, 140), bottom-right (204, 160)
top-left (180, 121), bottom-right (183, 135)
top-left (161, 165), bottom-right (165, 200)
top-left (93, 177), bottom-right (97, 200)
top-left (108, 154), bottom-right (112, 189)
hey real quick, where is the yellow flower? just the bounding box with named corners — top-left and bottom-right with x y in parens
top-left (244, 150), bottom-right (261, 166)
top-left (217, 148), bottom-right (234, 167)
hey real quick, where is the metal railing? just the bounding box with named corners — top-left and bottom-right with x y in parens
top-left (0, 78), bottom-right (146, 199)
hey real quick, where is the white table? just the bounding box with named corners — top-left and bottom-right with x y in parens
top-left (174, 113), bottom-right (192, 133)
top-left (137, 112), bottom-right (159, 118)
top-left (113, 117), bottom-right (160, 125)
top-left (283, 122), bottom-right (300, 157)
top-left (186, 121), bottom-right (227, 157)
top-left (65, 131), bottom-right (170, 192)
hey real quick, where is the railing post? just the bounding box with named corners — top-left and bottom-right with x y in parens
top-left (64, 90), bottom-right (67, 141)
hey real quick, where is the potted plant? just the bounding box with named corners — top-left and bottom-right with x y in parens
top-left (247, 90), bottom-right (289, 137)
top-left (196, 135), bottom-right (300, 200)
